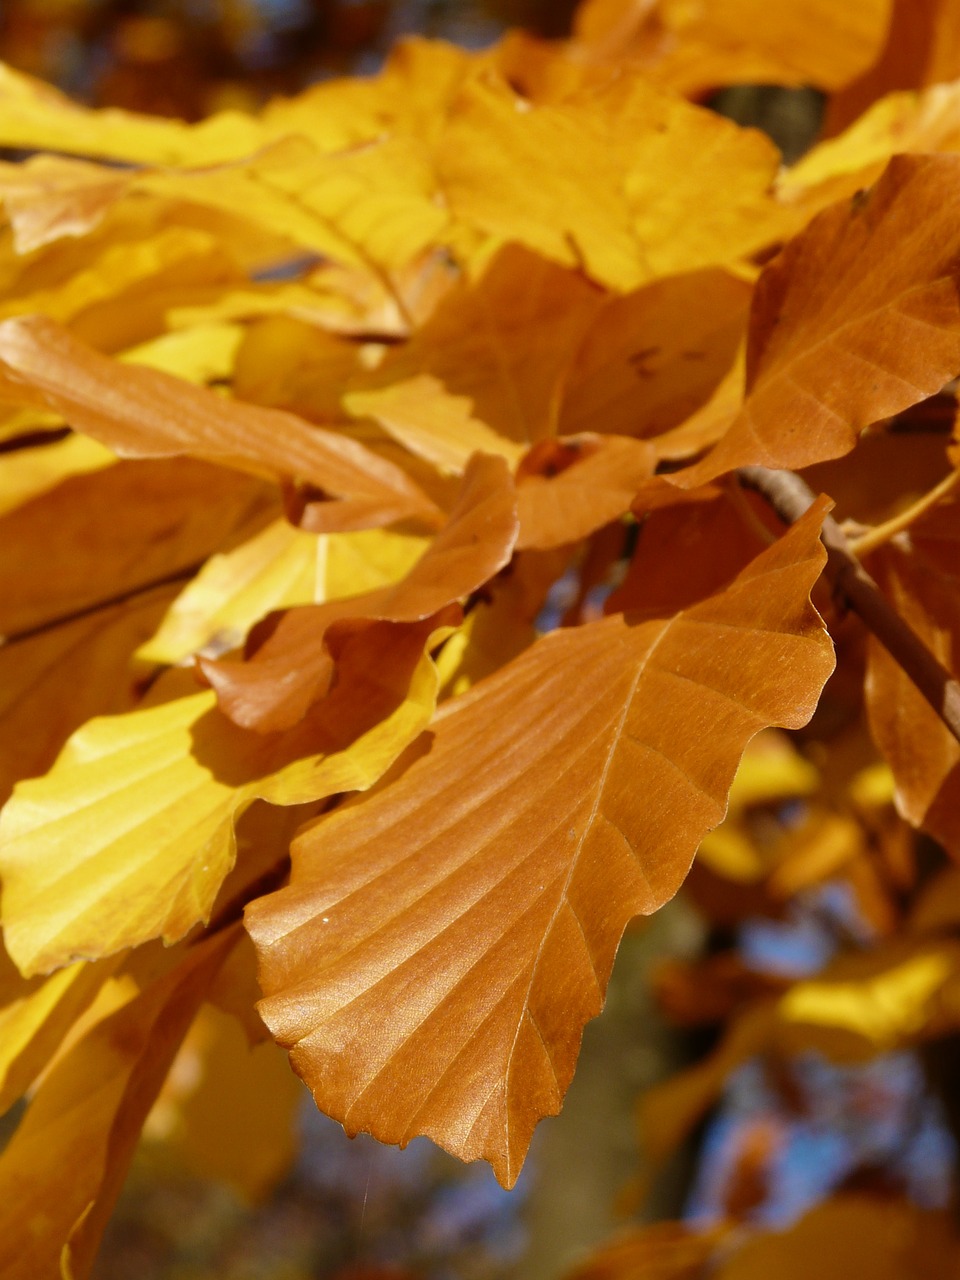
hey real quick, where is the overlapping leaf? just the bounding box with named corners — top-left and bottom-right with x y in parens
top-left (677, 154), bottom-right (960, 484)
top-left (0, 931), bottom-right (235, 1280)
top-left (436, 75), bottom-right (784, 292)
top-left (0, 618), bottom-right (447, 975)
top-left (247, 503), bottom-right (833, 1186)
top-left (202, 453), bottom-right (518, 731)
top-left (864, 490), bottom-right (960, 857)
top-left (0, 316), bottom-right (440, 531)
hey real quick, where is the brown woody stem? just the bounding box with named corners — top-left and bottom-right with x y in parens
top-left (738, 465), bottom-right (960, 747)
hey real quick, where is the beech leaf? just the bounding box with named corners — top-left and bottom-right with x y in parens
top-left (678, 154), bottom-right (960, 484)
top-left (247, 501), bottom-right (833, 1186)
top-left (0, 315), bottom-right (441, 532)
top-left (202, 453), bottom-right (518, 732)
top-left (0, 932), bottom-right (235, 1280)
top-left (0, 618), bottom-right (446, 976)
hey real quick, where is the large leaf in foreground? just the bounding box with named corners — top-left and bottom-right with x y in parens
top-left (247, 503), bottom-right (834, 1186)
top-left (0, 618), bottom-right (445, 976)
top-left (678, 155), bottom-right (960, 485)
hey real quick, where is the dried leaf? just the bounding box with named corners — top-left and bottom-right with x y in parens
top-left (678, 155), bottom-right (960, 484)
top-left (865, 493), bottom-right (960, 857)
top-left (437, 76), bottom-right (783, 292)
top-left (247, 503), bottom-right (832, 1185)
top-left (0, 316), bottom-right (440, 532)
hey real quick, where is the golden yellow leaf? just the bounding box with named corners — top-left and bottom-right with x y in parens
top-left (0, 62), bottom-right (266, 166)
top-left (146, 1003), bottom-right (302, 1202)
top-left (0, 153), bottom-right (130, 253)
top-left (573, 0), bottom-right (892, 96)
top-left (137, 517), bottom-right (321, 666)
top-left (0, 618), bottom-right (446, 975)
top-left (346, 375), bottom-right (526, 475)
top-left (201, 452), bottom-right (517, 731)
top-left (0, 930), bottom-right (235, 1280)
top-left (437, 75), bottom-right (783, 292)
top-left (324, 527), bottom-right (430, 600)
top-left (248, 503), bottom-right (832, 1186)
top-left (0, 946), bottom-right (119, 1115)
top-left (119, 321), bottom-right (243, 385)
top-left (779, 943), bottom-right (960, 1052)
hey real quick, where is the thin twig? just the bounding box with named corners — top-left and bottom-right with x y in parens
top-left (738, 466), bottom-right (960, 748)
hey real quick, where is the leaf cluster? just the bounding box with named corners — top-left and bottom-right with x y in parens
top-left (3, 1), bottom-right (960, 1274)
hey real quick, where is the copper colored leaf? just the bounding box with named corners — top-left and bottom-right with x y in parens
top-left (557, 268), bottom-right (750, 443)
top-left (677, 155), bottom-right (960, 484)
top-left (826, 0), bottom-right (960, 134)
top-left (0, 316), bottom-right (440, 532)
top-left (366, 245), bottom-right (606, 446)
top-left (865, 492), bottom-right (960, 857)
top-left (247, 503), bottom-right (833, 1186)
top-left (515, 435), bottom-right (656, 551)
top-left (0, 590), bottom-right (175, 807)
top-left (203, 453), bottom-right (518, 731)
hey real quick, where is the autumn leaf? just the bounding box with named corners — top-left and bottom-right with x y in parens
top-left (677, 154), bottom-right (960, 484)
top-left (145, 1003), bottom-right (303, 1202)
top-left (246, 502), bottom-right (833, 1186)
top-left (573, 0), bottom-right (892, 96)
top-left (0, 454), bottom-right (271, 642)
top-left (0, 930), bottom-right (235, 1280)
top-left (136, 516), bottom-right (321, 667)
top-left (0, 316), bottom-right (441, 532)
top-left (436, 74), bottom-right (784, 292)
top-left (0, 617), bottom-right (447, 975)
top-left (515, 435), bottom-right (656, 551)
top-left (201, 453), bottom-right (518, 731)
top-left (864, 491), bottom-right (960, 857)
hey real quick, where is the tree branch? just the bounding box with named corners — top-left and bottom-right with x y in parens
top-left (738, 465), bottom-right (960, 748)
